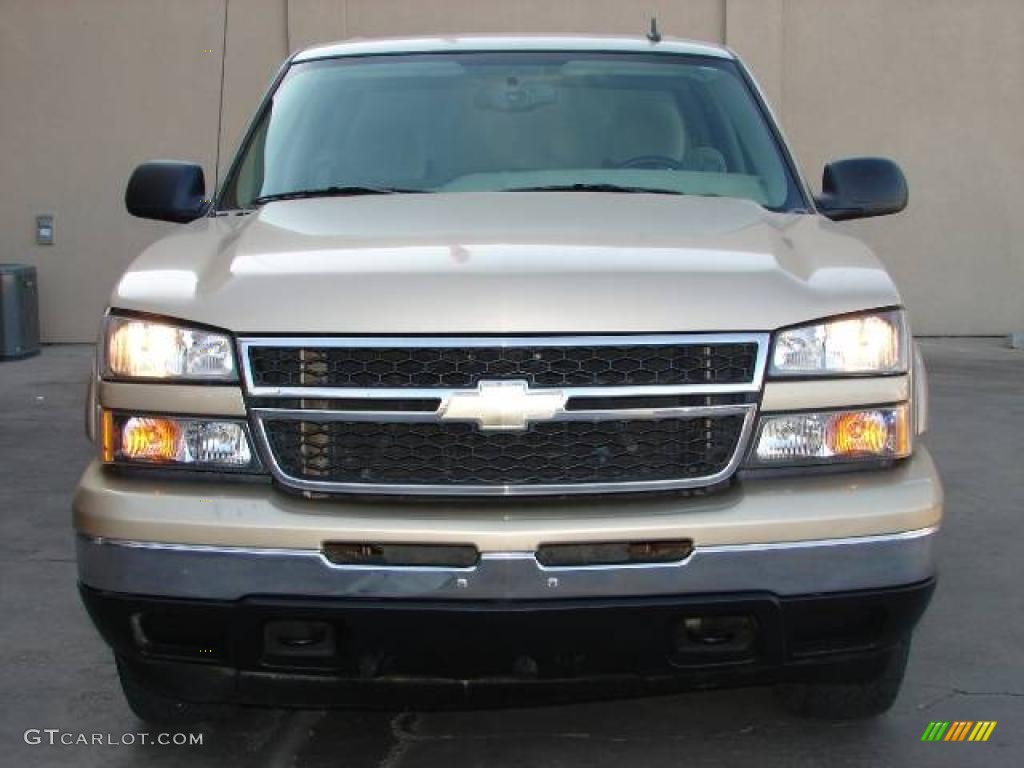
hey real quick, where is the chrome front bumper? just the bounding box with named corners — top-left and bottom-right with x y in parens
top-left (77, 526), bottom-right (937, 601)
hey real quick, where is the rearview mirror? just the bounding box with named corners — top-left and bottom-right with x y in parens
top-left (815, 157), bottom-right (908, 222)
top-left (125, 161), bottom-right (207, 223)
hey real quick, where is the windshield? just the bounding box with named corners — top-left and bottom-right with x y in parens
top-left (221, 51), bottom-right (805, 211)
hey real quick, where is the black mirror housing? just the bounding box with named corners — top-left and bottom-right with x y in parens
top-left (815, 157), bottom-right (908, 222)
top-left (125, 161), bottom-right (207, 223)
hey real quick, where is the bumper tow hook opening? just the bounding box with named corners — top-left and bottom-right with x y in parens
top-left (673, 615), bottom-right (758, 656)
top-left (264, 620), bottom-right (336, 659)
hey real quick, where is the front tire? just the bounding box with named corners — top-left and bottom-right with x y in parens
top-left (116, 656), bottom-right (232, 725)
top-left (774, 637), bottom-right (911, 720)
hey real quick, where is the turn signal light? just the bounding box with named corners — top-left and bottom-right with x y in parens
top-left (121, 417), bottom-right (182, 462)
top-left (828, 410), bottom-right (891, 455)
top-left (101, 411), bottom-right (256, 470)
top-left (751, 405), bottom-right (910, 465)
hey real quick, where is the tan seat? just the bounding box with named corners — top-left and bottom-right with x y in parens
top-left (605, 92), bottom-right (726, 172)
top-left (605, 92), bottom-right (687, 166)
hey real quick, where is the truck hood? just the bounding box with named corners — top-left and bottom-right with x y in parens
top-left (113, 192), bottom-right (900, 334)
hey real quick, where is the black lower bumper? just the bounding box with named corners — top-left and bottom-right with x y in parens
top-left (81, 580), bottom-right (935, 709)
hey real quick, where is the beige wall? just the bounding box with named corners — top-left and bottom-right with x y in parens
top-left (1, 0), bottom-right (1021, 340)
top-left (781, 0), bottom-right (1024, 335)
top-left (0, 0), bottom-right (224, 343)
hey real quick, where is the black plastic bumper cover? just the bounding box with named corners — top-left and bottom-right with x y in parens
top-left (81, 580), bottom-right (935, 709)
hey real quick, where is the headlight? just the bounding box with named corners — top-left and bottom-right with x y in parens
top-left (770, 310), bottom-right (906, 376)
top-left (104, 315), bottom-right (236, 381)
top-left (749, 405), bottom-right (911, 466)
top-left (102, 412), bottom-right (258, 470)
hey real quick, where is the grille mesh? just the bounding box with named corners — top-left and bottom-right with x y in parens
top-left (248, 342), bottom-right (758, 390)
top-left (263, 415), bottom-right (745, 487)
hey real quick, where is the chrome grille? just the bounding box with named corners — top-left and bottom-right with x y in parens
top-left (242, 334), bottom-right (768, 496)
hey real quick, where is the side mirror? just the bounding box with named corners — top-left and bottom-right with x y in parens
top-left (815, 157), bottom-right (908, 221)
top-left (125, 161), bottom-right (207, 223)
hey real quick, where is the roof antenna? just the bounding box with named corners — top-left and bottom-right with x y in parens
top-left (647, 16), bottom-right (662, 43)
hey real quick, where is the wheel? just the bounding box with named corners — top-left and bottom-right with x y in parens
top-left (116, 656), bottom-right (232, 725)
top-left (774, 637), bottom-right (911, 720)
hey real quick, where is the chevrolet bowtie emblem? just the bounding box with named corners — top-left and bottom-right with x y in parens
top-left (440, 380), bottom-right (567, 431)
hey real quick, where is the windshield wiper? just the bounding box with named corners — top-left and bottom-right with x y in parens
top-left (505, 183), bottom-right (684, 195)
top-left (252, 186), bottom-right (427, 205)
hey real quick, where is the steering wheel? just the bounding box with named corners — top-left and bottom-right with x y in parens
top-left (615, 155), bottom-right (685, 170)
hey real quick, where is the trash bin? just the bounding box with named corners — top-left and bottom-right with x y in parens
top-left (0, 264), bottom-right (40, 359)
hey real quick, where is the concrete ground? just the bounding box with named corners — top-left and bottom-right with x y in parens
top-left (0, 339), bottom-right (1021, 767)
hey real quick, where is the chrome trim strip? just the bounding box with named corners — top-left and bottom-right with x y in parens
top-left (246, 382), bottom-right (761, 399)
top-left (696, 525), bottom-right (936, 554)
top-left (76, 527), bottom-right (938, 600)
top-left (240, 332), bottom-right (770, 348)
top-left (238, 333), bottom-right (771, 398)
top-left (251, 406), bottom-right (757, 496)
top-left (251, 403), bottom-right (753, 424)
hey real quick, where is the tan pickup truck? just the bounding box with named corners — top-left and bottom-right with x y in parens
top-left (76, 35), bottom-right (941, 723)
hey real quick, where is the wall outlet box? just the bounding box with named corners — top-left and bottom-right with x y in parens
top-left (36, 214), bottom-right (54, 245)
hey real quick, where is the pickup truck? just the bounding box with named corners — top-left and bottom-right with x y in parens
top-left (76, 35), bottom-right (942, 723)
